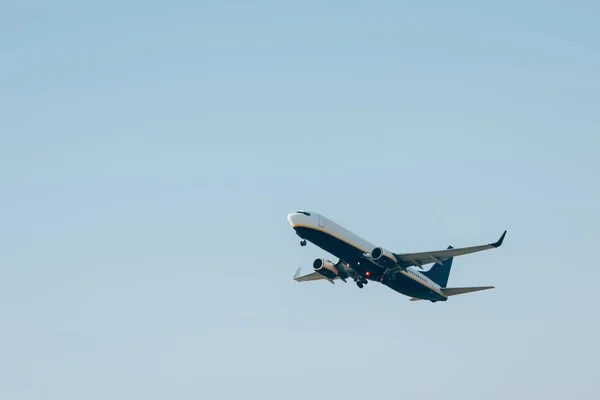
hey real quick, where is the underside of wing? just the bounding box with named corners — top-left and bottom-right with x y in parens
top-left (292, 267), bottom-right (336, 284)
top-left (393, 230), bottom-right (507, 268)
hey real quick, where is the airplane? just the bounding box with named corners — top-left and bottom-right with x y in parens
top-left (287, 210), bottom-right (506, 302)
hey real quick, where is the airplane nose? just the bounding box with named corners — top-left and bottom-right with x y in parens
top-left (287, 213), bottom-right (298, 226)
top-left (287, 210), bottom-right (313, 228)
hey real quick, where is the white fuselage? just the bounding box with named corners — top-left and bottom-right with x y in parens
top-left (287, 210), bottom-right (444, 296)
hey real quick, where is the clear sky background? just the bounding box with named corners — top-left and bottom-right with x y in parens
top-left (1, 1), bottom-right (599, 399)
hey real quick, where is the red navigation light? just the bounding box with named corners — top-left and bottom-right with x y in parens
top-left (365, 271), bottom-right (370, 276)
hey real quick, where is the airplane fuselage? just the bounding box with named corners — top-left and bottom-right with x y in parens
top-left (287, 211), bottom-right (448, 301)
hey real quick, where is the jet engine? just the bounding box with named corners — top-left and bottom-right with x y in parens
top-left (312, 258), bottom-right (339, 280)
top-left (370, 247), bottom-right (398, 268)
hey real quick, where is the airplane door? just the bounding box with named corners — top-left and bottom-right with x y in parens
top-left (318, 215), bottom-right (325, 228)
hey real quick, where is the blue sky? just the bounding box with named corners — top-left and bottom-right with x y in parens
top-left (1, 1), bottom-right (599, 399)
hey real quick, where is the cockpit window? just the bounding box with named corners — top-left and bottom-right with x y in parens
top-left (296, 210), bottom-right (311, 216)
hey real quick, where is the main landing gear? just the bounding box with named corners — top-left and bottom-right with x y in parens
top-left (300, 239), bottom-right (307, 247)
top-left (355, 276), bottom-right (368, 288)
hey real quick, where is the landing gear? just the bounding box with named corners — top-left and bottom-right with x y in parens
top-left (355, 276), bottom-right (368, 288)
top-left (300, 239), bottom-right (307, 247)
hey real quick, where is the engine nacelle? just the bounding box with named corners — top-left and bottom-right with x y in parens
top-left (312, 258), bottom-right (339, 280)
top-left (370, 247), bottom-right (398, 268)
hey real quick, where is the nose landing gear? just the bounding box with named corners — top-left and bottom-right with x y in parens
top-left (300, 239), bottom-right (307, 247)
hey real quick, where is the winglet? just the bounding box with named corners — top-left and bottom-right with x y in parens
top-left (293, 267), bottom-right (302, 281)
top-left (491, 230), bottom-right (507, 248)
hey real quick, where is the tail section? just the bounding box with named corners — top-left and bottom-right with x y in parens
top-left (421, 246), bottom-right (454, 287)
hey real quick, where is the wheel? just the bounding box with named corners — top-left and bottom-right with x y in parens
top-left (357, 281), bottom-right (363, 288)
top-left (300, 239), bottom-right (307, 246)
top-left (361, 277), bottom-right (368, 284)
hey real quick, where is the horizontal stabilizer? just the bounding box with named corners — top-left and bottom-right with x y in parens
top-left (441, 286), bottom-right (495, 296)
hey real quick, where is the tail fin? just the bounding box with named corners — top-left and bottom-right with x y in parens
top-left (421, 246), bottom-right (453, 287)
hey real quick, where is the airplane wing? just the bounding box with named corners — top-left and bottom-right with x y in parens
top-left (393, 230), bottom-right (506, 268)
top-left (292, 267), bottom-right (336, 284)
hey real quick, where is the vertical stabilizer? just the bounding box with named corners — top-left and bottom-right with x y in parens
top-left (421, 246), bottom-right (454, 287)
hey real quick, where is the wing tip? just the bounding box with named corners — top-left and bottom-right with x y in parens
top-left (293, 267), bottom-right (302, 281)
top-left (491, 230), bottom-right (507, 248)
